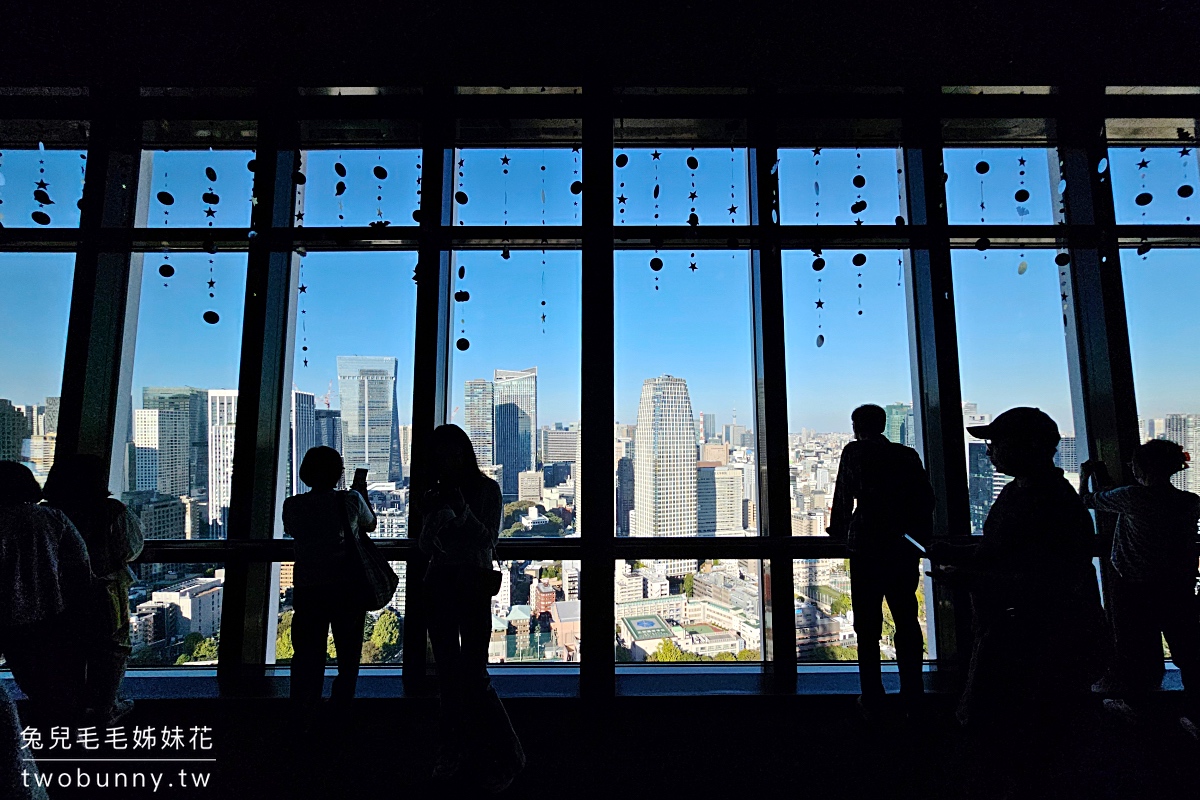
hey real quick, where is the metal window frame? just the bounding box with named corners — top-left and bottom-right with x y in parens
top-left (6, 86), bottom-right (1196, 697)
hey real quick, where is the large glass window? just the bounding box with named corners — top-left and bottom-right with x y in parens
top-left (614, 251), bottom-right (756, 538)
top-left (612, 147), bottom-right (748, 226)
top-left (615, 559), bottom-right (760, 662)
top-left (492, 560), bottom-right (581, 662)
top-left (781, 249), bottom-right (914, 538)
top-left (777, 147), bottom-right (905, 225)
top-left (455, 148), bottom-right (582, 226)
top-left (296, 148), bottom-right (422, 228)
top-left (0, 147), bottom-right (87, 228)
top-left (0, 253), bottom-right (74, 484)
top-left (449, 250), bottom-right (581, 524)
top-left (953, 249), bottom-right (1076, 533)
top-left (1109, 146), bottom-right (1200, 225)
top-left (128, 562), bottom-right (226, 667)
top-left (943, 147), bottom-right (1057, 225)
top-left (139, 149), bottom-right (256, 228)
top-left (122, 253), bottom-right (248, 539)
top-left (1122, 249), bottom-right (1200, 496)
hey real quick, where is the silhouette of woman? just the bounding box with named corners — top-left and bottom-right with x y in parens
top-left (420, 424), bottom-right (524, 792)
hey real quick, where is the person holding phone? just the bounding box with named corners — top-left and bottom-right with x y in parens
top-left (282, 446), bottom-right (377, 721)
top-left (419, 424), bottom-right (524, 793)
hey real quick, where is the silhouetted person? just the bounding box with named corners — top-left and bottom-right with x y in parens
top-left (930, 408), bottom-right (1104, 731)
top-left (828, 404), bottom-right (934, 718)
top-left (0, 461), bottom-right (92, 723)
top-left (282, 446), bottom-right (376, 716)
top-left (42, 454), bottom-right (143, 725)
top-left (1081, 440), bottom-right (1200, 738)
top-left (1, 683), bottom-right (49, 800)
top-left (420, 424), bottom-right (524, 792)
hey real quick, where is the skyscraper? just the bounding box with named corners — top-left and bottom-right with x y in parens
top-left (632, 375), bottom-right (697, 538)
top-left (700, 412), bottom-right (717, 443)
top-left (337, 356), bottom-right (401, 486)
top-left (290, 390), bottom-right (317, 495)
top-left (615, 456), bottom-right (634, 536)
top-left (134, 408), bottom-right (190, 496)
top-left (494, 367), bottom-right (537, 498)
top-left (315, 409), bottom-right (342, 453)
top-left (1163, 414), bottom-right (1200, 492)
top-left (143, 387), bottom-right (210, 499)
top-left (0, 399), bottom-right (30, 461)
top-left (464, 379), bottom-right (495, 466)
top-left (697, 463), bottom-right (743, 535)
top-left (967, 440), bottom-right (993, 535)
top-left (884, 402), bottom-right (911, 446)
top-left (398, 424), bottom-right (413, 483)
top-left (207, 390), bottom-right (238, 538)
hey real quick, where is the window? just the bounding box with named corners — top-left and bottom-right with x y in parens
top-left (952, 249), bottom-right (1077, 533)
top-left (0, 146), bottom-right (87, 228)
top-left (614, 250), bottom-right (755, 538)
top-left (139, 149), bottom-right (255, 228)
top-left (455, 148), bottom-right (582, 226)
top-left (778, 147), bottom-right (905, 225)
top-left (128, 562), bottom-right (226, 667)
top-left (613, 147), bottom-right (748, 226)
top-left (1109, 146), bottom-right (1199, 224)
top-left (450, 250), bottom-right (581, 521)
top-left (943, 147), bottom-right (1056, 225)
top-left (494, 560), bottom-right (581, 663)
top-left (0, 254), bottom-right (74, 482)
top-left (781, 249), bottom-right (913, 537)
top-left (122, 253), bottom-right (248, 538)
top-left (297, 148), bottom-right (421, 228)
top-left (615, 559), bottom-right (759, 662)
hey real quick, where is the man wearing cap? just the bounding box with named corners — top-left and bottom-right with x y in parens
top-left (828, 404), bottom-right (934, 719)
top-left (930, 407), bottom-right (1104, 731)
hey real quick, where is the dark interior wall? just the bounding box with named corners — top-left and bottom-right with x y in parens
top-left (5, 1), bottom-right (1200, 88)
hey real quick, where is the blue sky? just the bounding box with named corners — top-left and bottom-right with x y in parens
top-left (2, 144), bottom-right (1197, 435)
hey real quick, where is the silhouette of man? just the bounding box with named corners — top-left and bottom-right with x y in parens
top-left (930, 407), bottom-right (1103, 730)
top-left (828, 404), bottom-right (934, 717)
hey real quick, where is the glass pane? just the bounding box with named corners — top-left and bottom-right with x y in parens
top-left (615, 251), bottom-right (756, 538)
top-left (450, 250), bottom-right (581, 523)
top-left (296, 149), bottom-right (421, 228)
top-left (128, 562), bottom-right (225, 667)
top-left (0, 147), bottom-right (87, 227)
top-left (615, 559), bottom-right (760, 662)
top-left (287, 252), bottom-right (418, 496)
top-left (793, 559), bottom-right (930, 663)
top-left (782, 249), bottom-right (914, 536)
top-left (1108, 146), bottom-right (1200, 224)
top-left (454, 148), bottom-right (581, 226)
top-left (493, 559), bottom-right (581, 662)
top-left (274, 561), bottom-right (406, 666)
top-left (778, 147), bottom-right (906, 225)
top-left (1122, 249), bottom-right (1200, 499)
top-left (0, 254), bottom-right (73, 483)
top-left (138, 150), bottom-right (255, 228)
top-left (613, 148), bottom-right (749, 226)
top-left (943, 147), bottom-right (1057, 225)
top-left (953, 250), bottom-right (1076, 533)
top-left (121, 253), bottom-right (248, 539)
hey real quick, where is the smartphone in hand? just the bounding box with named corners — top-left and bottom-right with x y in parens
top-left (352, 468), bottom-right (370, 503)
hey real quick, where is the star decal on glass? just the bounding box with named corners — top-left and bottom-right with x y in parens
top-left (651, 150), bottom-right (661, 160)
top-left (617, 195), bottom-right (627, 204)
top-left (1017, 157), bottom-right (1027, 166)
top-left (1181, 148), bottom-right (1193, 157)
top-left (294, 212), bottom-right (304, 221)
top-left (303, 359), bottom-right (308, 367)
top-left (1137, 159), bottom-right (1151, 170)
top-left (207, 279), bottom-right (216, 288)
top-left (815, 299), bottom-right (824, 309)
top-left (728, 205), bottom-right (738, 215)
top-left (298, 284), bottom-right (307, 293)
top-left (205, 207), bottom-right (216, 218)
top-left (458, 159), bottom-right (465, 168)
top-left (35, 179), bottom-right (49, 190)
top-left (689, 262), bottom-right (697, 271)
top-left (811, 147), bottom-right (822, 156)
top-left (688, 191), bottom-right (698, 200)
top-left (500, 155), bottom-right (510, 165)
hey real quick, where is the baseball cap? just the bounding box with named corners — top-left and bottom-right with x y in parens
top-left (966, 407), bottom-right (1061, 449)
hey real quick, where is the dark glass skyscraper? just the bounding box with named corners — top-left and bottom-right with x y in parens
top-left (337, 356), bottom-right (402, 486)
top-left (493, 367), bottom-right (537, 498)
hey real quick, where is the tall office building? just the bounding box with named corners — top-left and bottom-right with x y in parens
top-left (885, 402), bottom-right (912, 447)
top-left (43, 397), bottom-right (60, 434)
top-left (290, 390), bottom-right (317, 496)
top-left (697, 463), bottom-right (744, 535)
top-left (0, 400), bottom-right (30, 461)
top-left (700, 412), bottom-right (717, 443)
top-left (398, 424), bottom-right (413, 482)
top-left (494, 367), bottom-right (537, 498)
top-left (616, 456), bottom-right (634, 536)
top-left (632, 375), bottom-right (697, 538)
top-left (1163, 414), bottom-right (1200, 492)
top-left (1055, 435), bottom-right (1080, 474)
top-left (315, 409), bottom-right (342, 453)
top-left (134, 408), bottom-right (190, 496)
top-left (722, 423), bottom-right (746, 447)
top-left (967, 440), bottom-right (993, 535)
top-left (539, 425), bottom-right (579, 466)
top-left (337, 356), bottom-right (401, 486)
top-left (207, 390), bottom-right (238, 538)
top-left (143, 387), bottom-right (210, 498)
top-left (464, 379), bottom-right (495, 466)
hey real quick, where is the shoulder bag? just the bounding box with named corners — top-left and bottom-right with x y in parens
top-left (340, 494), bottom-right (399, 611)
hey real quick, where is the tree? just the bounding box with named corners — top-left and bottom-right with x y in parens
top-left (714, 651), bottom-right (736, 661)
top-left (831, 594), bottom-right (852, 616)
top-left (502, 500), bottom-right (537, 527)
top-left (615, 645), bottom-right (633, 662)
top-left (181, 632), bottom-right (204, 655)
top-left (736, 649), bottom-right (760, 661)
top-left (649, 639), bottom-right (701, 662)
top-left (372, 609), bottom-right (403, 660)
top-left (812, 645), bottom-right (859, 661)
top-left (683, 573), bottom-right (695, 598)
top-left (192, 638), bottom-right (219, 661)
top-left (360, 640), bottom-right (382, 664)
top-left (362, 614), bottom-right (376, 642)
